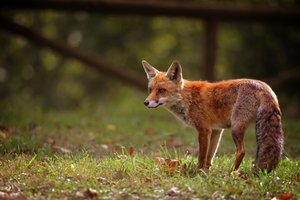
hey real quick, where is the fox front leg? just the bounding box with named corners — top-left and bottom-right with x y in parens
top-left (197, 127), bottom-right (212, 171)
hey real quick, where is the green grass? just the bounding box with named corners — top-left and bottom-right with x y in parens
top-left (0, 87), bottom-right (300, 199)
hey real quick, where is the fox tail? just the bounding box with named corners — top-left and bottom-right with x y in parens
top-left (255, 93), bottom-right (284, 173)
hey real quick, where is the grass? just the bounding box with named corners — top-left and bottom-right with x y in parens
top-left (0, 87), bottom-right (300, 199)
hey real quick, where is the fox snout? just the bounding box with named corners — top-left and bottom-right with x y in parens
top-left (143, 98), bottom-right (166, 108)
top-left (143, 99), bottom-right (160, 108)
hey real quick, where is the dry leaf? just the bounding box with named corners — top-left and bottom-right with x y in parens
top-left (143, 177), bottom-right (152, 183)
top-left (274, 193), bottom-right (294, 200)
top-left (97, 177), bottom-right (108, 185)
top-left (165, 159), bottom-right (181, 168)
top-left (155, 157), bottom-right (165, 165)
top-left (165, 159), bottom-right (182, 173)
top-left (156, 157), bottom-right (182, 173)
top-left (129, 146), bottom-right (134, 157)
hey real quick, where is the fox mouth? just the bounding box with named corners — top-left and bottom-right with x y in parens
top-left (148, 102), bottom-right (163, 108)
top-left (144, 99), bottom-right (165, 108)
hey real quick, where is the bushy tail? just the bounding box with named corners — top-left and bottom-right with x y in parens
top-left (255, 100), bottom-right (284, 173)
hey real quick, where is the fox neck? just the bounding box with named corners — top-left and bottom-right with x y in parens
top-left (164, 85), bottom-right (192, 126)
top-left (167, 103), bottom-right (190, 126)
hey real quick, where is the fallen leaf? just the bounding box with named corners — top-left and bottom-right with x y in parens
top-left (143, 177), bottom-right (152, 183)
top-left (129, 146), bottom-right (134, 157)
top-left (165, 159), bottom-right (181, 169)
top-left (155, 157), bottom-right (165, 165)
top-left (156, 157), bottom-right (182, 173)
top-left (165, 159), bottom-right (182, 173)
top-left (274, 193), bottom-right (294, 200)
top-left (97, 177), bottom-right (108, 185)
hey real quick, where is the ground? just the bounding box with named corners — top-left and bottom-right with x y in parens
top-left (0, 88), bottom-right (299, 199)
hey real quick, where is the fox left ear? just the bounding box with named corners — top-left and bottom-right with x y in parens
top-left (166, 60), bottom-right (182, 82)
top-left (142, 60), bottom-right (159, 80)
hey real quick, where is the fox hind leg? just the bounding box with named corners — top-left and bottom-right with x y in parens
top-left (231, 125), bottom-right (246, 171)
top-left (230, 93), bottom-right (258, 171)
top-left (206, 129), bottom-right (223, 168)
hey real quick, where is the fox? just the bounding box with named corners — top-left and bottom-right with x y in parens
top-left (142, 60), bottom-right (284, 173)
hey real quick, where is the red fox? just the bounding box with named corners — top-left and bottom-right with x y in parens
top-left (142, 60), bottom-right (284, 173)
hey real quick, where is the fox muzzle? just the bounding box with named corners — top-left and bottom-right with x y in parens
top-left (144, 98), bottom-right (167, 108)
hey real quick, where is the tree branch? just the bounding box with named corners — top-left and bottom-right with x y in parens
top-left (0, 16), bottom-right (147, 91)
top-left (0, 0), bottom-right (300, 24)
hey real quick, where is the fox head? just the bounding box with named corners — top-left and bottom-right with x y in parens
top-left (142, 60), bottom-right (184, 108)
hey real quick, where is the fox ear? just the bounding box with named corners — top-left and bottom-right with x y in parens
top-left (142, 60), bottom-right (159, 80)
top-left (166, 60), bottom-right (182, 82)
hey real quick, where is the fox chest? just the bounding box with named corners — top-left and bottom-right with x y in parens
top-left (166, 104), bottom-right (193, 127)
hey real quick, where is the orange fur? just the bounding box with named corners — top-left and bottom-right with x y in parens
top-left (142, 60), bottom-right (284, 173)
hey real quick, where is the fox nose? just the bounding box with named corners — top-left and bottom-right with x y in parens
top-left (144, 100), bottom-right (149, 106)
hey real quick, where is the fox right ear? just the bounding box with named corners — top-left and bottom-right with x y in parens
top-left (142, 60), bottom-right (159, 80)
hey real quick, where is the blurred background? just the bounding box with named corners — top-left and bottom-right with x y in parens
top-left (0, 0), bottom-right (300, 157)
top-left (0, 0), bottom-right (300, 115)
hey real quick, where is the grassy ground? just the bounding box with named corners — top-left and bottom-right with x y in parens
top-left (0, 88), bottom-right (300, 199)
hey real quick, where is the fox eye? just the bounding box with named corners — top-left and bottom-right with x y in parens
top-left (158, 88), bottom-right (166, 94)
